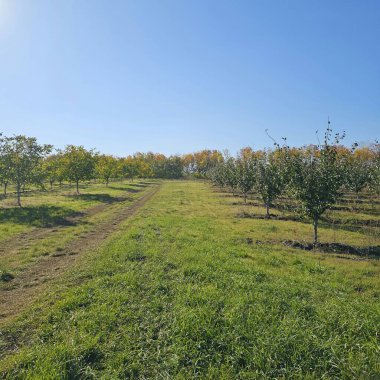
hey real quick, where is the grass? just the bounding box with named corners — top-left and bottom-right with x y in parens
top-left (0, 180), bottom-right (156, 284)
top-left (230, 190), bottom-right (379, 247)
top-left (0, 181), bottom-right (145, 243)
top-left (0, 180), bottom-right (379, 378)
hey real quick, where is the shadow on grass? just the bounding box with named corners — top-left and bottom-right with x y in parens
top-left (130, 182), bottom-right (155, 187)
top-left (108, 186), bottom-right (142, 193)
top-left (230, 192), bottom-right (380, 215)
top-left (236, 211), bottom-right (379, 235)
top-left (67, 193), bottom-right (127, 203)
top-left (0, 206), bottom-right (84, 227)
top-left (283, 240), bottom-right (380, 259)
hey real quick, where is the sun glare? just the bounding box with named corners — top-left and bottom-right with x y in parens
top-left (0, 0), bottom-right (11, 30)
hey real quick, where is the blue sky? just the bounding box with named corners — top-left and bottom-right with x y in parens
top-left (0, 0), bottom-right (379, 155)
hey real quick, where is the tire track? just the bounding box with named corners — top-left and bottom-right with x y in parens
top-left (0, 198), bottom-right (131, 257)
top-left (0, 185), bottom-right (161, 324)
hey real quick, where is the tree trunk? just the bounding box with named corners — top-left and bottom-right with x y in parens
top-left (244, 193), bottom-right (247, 203)
top-left (17, 183), bottom-right (22, 207)
top-left (354, 190), bottom-right (360, 210)
top-left (3, 182), bottom-right (7, 197)
top-left (76, 180), bottom-right (79, 194)
top-left (106, 178), bottom-right (109, 187)
top-left (265, 203), bottom-right (270, 218)
top-left (50, 180), bottom-right (53, 190)
top-left (313, 216), bottom-right (318, 245)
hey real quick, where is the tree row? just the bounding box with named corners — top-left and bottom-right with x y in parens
top-left (209, 130), bottom-right (379, 243)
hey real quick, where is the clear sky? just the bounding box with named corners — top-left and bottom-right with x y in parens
top-left (0, 0), bottom-right (379, 156)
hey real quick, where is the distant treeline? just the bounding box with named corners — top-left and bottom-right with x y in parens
top-left (0, 131), bottom-right (379, 214)
top-left (0, 132), bottom-right (223, 206)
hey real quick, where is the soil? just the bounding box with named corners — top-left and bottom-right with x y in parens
top-left (283, 240), bottom-right (380, 258)
top-left (0, 185), bottom-right (160, 325)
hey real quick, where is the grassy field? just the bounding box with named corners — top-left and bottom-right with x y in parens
top-left (0, 181), bottom-right (379, 379)
top-left (0, 181), bottom-right (156, 281)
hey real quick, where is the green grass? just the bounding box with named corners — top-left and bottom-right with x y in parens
top-left (0, 181), bottom-right (379, 379)
top-left (231, 189), bottom-right (379, 246)
top-left (0, 181), bottom-right (149, 243)
top-left (0, 180), bottom-right (156, 283)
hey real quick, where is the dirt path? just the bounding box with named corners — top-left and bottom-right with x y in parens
top-left (0, 196), bottom-right (133, 257)
top-left (0, 185), bottom-right (160, 325)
